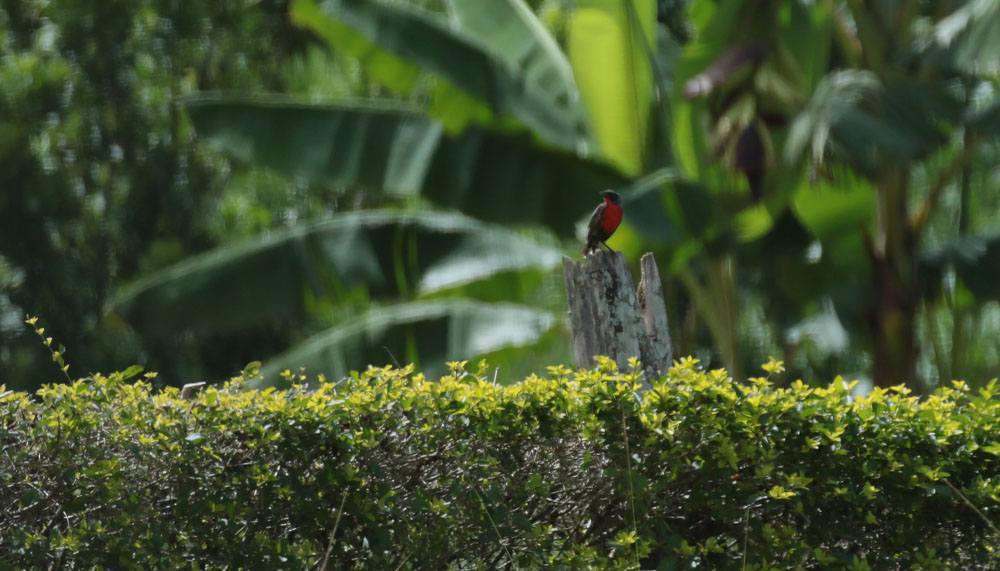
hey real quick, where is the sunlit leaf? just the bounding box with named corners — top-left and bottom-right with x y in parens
top-left (735, 202), bottom-right (777, 242)
top-left (290, 0), bottom-right (420, 94)
top-left (445, 0), bottom-right (588, 141)
top-left (121, 365), bottom-right (145, 380)
top-left (567, 0), bottom-right (656, 174)
top-left (792, 170), bottom-right (874, 243)
top-left (785, 302), bottom-right (850, 356)
top-left (294, 0), bottom-right (584, 149)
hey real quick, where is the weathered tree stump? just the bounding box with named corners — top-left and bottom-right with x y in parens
top-left (563, 250), bottom-right (672, 386)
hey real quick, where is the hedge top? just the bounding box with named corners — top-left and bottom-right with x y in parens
top-left (3, 357), bottom-right (1000, 569)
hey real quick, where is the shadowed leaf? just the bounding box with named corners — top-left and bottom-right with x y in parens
top-left (966, 99), bottom-right (1000, 141)
top-left (183, 94), bottom-right (627, 236)
top-left (110, 211), bottom-right (564, 336)
top-left (787, 72), bottom-right (961, 172)
top-left (920, 233), bottom-right (1000, 301)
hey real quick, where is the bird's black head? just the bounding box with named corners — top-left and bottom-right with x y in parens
top-left (600, 190), bottom-right (622, 205)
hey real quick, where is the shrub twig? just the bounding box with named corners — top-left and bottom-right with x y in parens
top-left (944, 479), bottom-right (1000, 536)
top-left (742, 505), bottom-right (750, 570)
top-left (471, 482), bottom-right (515, 567)
top-left (318, 492), bottom-right (348, 571)
top-left (620, 387), bottom-right (640, 567)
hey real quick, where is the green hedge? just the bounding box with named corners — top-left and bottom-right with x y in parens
top-left (2, 357), bottom-right (1000, 569)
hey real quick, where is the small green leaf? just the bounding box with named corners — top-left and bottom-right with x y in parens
top-left (769, 485), bottom-right (796, 499)
top-left (121, 365), bottom-right (145, 380)
top-left (242, 361), bottom-right (263, 377)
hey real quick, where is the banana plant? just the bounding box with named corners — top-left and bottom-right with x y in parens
top-left (668, 0), bottom-right (1000, 388)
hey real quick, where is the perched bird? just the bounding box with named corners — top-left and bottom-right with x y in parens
top-left (583, 190), bottom-right (623, 255)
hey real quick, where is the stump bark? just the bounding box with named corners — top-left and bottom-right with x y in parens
top-left (563, 250), bottom-right (672, 385)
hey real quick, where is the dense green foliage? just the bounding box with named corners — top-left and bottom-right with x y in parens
top-left (0, 0), bottom-right (319, 389)
top-left (4, 358), bottom-right (1000, 569)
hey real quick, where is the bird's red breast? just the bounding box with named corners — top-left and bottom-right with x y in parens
top-left (601, 198), bottom-right (623, 234)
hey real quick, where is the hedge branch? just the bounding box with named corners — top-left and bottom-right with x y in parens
top-left (318, 492), bottom-right (348, 571)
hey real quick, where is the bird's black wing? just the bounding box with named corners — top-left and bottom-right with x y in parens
top-left (586, 202), bottom-right (607, 238)
top-left (583, 202), bottom-right (608, 254)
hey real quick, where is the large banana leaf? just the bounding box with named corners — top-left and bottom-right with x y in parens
top-left (567, 0), bottom-right (656, 175)
top-left (183, 95), bottom-right (626, 237)
top-left (293, 0), bottom-right (585, 149)
top-left (255, 300), bottom-right (559, 387)
top-left (110, 210), bottom-right (564, 336)
top-left (445, 0), bottom-right (586, 134)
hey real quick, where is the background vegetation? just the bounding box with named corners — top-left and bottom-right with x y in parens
top-left (2, 0), bottom-right (1000, 392)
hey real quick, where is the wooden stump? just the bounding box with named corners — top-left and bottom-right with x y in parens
top-left (563, 250), bottom-right (672, 386)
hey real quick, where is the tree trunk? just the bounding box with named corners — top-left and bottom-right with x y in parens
top-left (868, 250), bottom-right (918, 389)
top-left (563, 250), bottom-right (672, 386)
top-left (869, 171), bottom-right (919, 389)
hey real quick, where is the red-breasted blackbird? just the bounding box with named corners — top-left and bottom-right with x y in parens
top-left (583, 190), bottom-right (623, 255)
